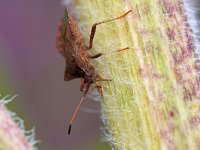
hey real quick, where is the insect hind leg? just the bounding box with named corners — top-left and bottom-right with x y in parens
top-left (87, 10), bottom-right (132, 50)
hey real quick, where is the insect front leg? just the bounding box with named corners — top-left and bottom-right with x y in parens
top-left (87, 10), bottom-right (132, 50)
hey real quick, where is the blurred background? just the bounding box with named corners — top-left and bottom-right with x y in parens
top-left (0, 1), bottom-right (110, 150)
top-left (0, 0), bottom-right (199, 150)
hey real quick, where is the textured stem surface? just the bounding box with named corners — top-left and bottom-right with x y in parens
top-left (0, 96), bottom-right (36, 150)
top-left (72, 0), bottom-right (200, 149)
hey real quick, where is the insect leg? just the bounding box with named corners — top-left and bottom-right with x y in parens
top-left (94, 75), bottom-right (111, 96)
top-left (80, 78), bottom-right (85, 92)
top-left (95, 74), bottom-right (111, 82)
top-left (89, 53), bottom-right (103, 59)
top-left (87, 10), bottom-right (132, 50)
top-left (95, 85), bottom-right (103, 96)
top-left (90, 47), bottom-right (129, 59)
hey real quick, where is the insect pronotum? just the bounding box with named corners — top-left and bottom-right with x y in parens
top-left (56, 9), bottom-right (132, 134)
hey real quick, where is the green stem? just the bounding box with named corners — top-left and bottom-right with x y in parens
top-left (72, 0), bottom-right (200, 149)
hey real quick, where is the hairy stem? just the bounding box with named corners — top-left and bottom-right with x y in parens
top-left (72, 0), bottom-right (200, 149)
top-left (0, 96), bottom-right (36, 150)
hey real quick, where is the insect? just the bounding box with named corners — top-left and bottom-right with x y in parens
top-left (56, 9), bottom-right (132, 134)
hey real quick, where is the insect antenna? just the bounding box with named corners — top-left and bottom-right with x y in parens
top-left (68, 84), bottom-right (90, 135)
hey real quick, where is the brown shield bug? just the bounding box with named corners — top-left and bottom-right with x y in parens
top-left (56, 9), bottom-right (132, 134)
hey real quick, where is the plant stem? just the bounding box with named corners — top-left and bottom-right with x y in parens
top-left (0, 96), bottom-right (36, 150)
top-left (72, 0), bottom-right (200, 149)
